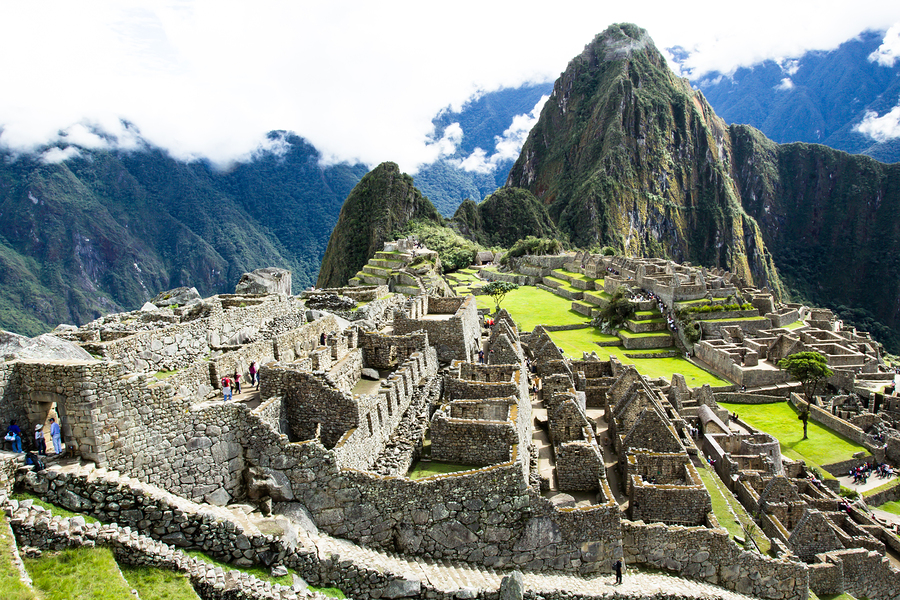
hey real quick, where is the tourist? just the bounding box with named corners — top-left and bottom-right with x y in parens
top-left (49, 418), bottom-right (62, 455)
top-left (614, 558), bottom-right (623, 584)
top-left (34, 424), bottom-right (46, 455)
top-left (233, 370), bottom-right (242, 394)
top-left (320, 332), bottom-right (327, 346)
top-left (5, 420), bottom-right (22, 453)
top-left (249, 361), bottom-right (258, 387)
top-left (478, 350), bottom-right (484, 364)
top-left (222, 376), bottom-right (233, 402)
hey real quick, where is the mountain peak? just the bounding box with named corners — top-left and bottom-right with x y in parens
top-left (582, 23), bottom-right (654, 62)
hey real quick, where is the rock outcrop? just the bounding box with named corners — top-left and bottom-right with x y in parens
top-left (235, 268), bottom-right (292, 296)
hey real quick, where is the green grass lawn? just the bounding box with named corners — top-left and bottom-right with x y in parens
top-left (783, 320), bottom-right (805, 330)
top-left (0, 513), bottom-right (36, 600)
top-left (718, 401), bottom-right (867, 471)
top-left (548, 329), bottom-right (729, 386)
top-left (876, 499), bottom-right (900, 515)
top-left (120, 564), bottom-right (201, 600)
top-left (12, 492), bottom-right (99, 523)
top-left (477, 286), bottom-right (590, 331)
top-left (695, 462), bottom-right (771, 554)
top-left (552, 269), bottom-right (600, 283)
top-left (408, 461), bottom-right (480, 479)
top-left (25, 546), bottom-right (135, 600)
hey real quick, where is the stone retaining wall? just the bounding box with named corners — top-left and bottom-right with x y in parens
top-left (621, 520), bottom-right (808, 600)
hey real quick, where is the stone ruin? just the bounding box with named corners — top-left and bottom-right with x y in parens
top-left (1, 266), bottom-right (888, 600)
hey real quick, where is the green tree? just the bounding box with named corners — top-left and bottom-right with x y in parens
top-left (591, 287), bottom-right (635, 333)
top-left (777, 351), bottom-right (833, 440)
top-left (482, 281), bottom-right (519, 312)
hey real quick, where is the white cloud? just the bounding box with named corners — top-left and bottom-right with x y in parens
top-left (456, 95), bottom-right (549, 174)
top-left (40, 147), bottom-right (82, 164)
top-left (775, 78), bottom-right (795, 91)
top-left (855, 105), bottom-right (900, 141)
top-left (870, 23), bottom-right (900, 66)
top-left (0, 2), bottom-right (898, 171)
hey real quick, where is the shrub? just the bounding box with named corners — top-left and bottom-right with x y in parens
top-left (506, 236), bottom-right (563, 259)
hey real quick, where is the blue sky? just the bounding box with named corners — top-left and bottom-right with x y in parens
top-left (1, 1), bottom-right (899, 171)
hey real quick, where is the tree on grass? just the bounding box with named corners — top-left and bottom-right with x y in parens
top-left (591, 287), bottom-right (635, 333)
top-left (777, 351), bottom-right (833, 440)
top-left (482, 281), bottom-right (519, 312)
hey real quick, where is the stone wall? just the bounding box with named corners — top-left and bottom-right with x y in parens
top-left (393, 296), bottom-right (480, 363)
top-left (622, 520), bottom-right (808, 600)
top-left (788, 394), bottom-right (882, 457)
top-left (555, 441), bottom-right (604, 492)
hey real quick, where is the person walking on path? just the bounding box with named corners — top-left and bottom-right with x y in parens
top-left (233, 370), bottom-right (242, 394)
top-left (34, 424), bottom-right (46, 455)
top-left (614, 558), bottom-right (623, 585)
top-left (6, 420), bottom-right (22, 453)
top-left (49, 418), bottom-right (63, 454)
top-left (248, 361), bottom-right (258, 387)
top-left (222, 376), bottom-right (233, 402)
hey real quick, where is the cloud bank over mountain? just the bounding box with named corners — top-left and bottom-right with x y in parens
top-left (1, 1), bottom-right (898, 171)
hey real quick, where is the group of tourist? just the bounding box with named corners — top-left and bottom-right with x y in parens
top-left (849, 461), bottom-right (895, 485)
top-left (5, 417), bottom-right (63, 456)
top-left (221, 361), bottom-right (261, 402)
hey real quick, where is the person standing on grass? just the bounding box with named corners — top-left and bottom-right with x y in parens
top-left (49, 418), bottom-right (63, 454)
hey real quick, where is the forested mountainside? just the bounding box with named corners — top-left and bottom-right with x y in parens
top-left (506, 23), bottom-right (900, 351)
top-left (317, 162), bottom-right (443, 289)
top-left (0, 134), bottom-right (367, 335)
top-left (690, 30), bottom-right (900, 163)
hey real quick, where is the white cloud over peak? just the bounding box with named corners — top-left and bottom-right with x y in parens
top-left (855, 105), bottom-right (900, 141)
top-left (775, 78), bottom-right (795, 91)
top-left (0, 2), bottom-right (898, 171)
top-left (456, 95), bottom-right (549, 174)
top-left (870, 23), bottom-right (900, 66)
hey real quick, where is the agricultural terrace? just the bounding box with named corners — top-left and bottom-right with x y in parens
top-left (475, 285), bottom-right (727, 386)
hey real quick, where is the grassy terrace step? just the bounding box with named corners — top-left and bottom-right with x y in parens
top-left (362, 264), bottom-right (394, 277)
top-left (696, 316), bottom-right (768, 324)
top-left (675, 298), bottom-right (710, 307)
top-left (551, 269), bottom-right (601, 284)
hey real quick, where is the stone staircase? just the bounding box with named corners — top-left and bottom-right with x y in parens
top-left (22, 459), bottom-right (766, 600)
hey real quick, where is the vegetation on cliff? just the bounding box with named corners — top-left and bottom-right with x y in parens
top-left (0, 135), bottom-right (366, 335)
top-left (450, 187), bottom-right (562, 248)
top-left (317, 162), bottom-right (442, 288)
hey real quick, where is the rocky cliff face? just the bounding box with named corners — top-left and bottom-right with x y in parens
top-left (730, 126), bottom-right (900, 348)
top-left (506, 23), bottom-right (782, 293)
top-left (317, 162), bottom-right (442, 288)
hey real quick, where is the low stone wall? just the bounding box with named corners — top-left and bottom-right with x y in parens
top-left (621, 520), bottom-right (808, 600)
top-left (698, 318), bottom-right (772, 338)
top-left (431, 411), bottom-right (517, 465)
top-left (767, 309), bottom-right (800, 328)
top-left (555, 441), bottom-right (604, 492)
top-left (714, 392), bottom-right (785, 404)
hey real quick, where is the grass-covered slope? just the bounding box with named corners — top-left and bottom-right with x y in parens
top-left (506, 23), bottom-right (782, 293)
top-left (317, 162), bottom-right (442, 288)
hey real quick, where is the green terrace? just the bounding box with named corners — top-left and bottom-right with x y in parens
top-left (550, 268), bottom-right (603, 285)
top-left (475, 285), bottom-right (725, 386)
top-left (675, 298), bottom-right (711, 307)
top-left (718, 401), bottom-right (867, 476)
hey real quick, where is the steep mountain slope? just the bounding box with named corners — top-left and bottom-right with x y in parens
top-left (450, 187), bottom-right (561, 248)
top-left (731, 126), bottom-right (900, 349)
top-left (317, 162), bottom-right (442, 288)
top-left (692, 30), bottom-right (900, 163)
top-left (0, 136), bottom-right (366, 335)
top-left (507, 22), bottom-right (900, 351)
top-left (507, 23), bottom-right (782, 292)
